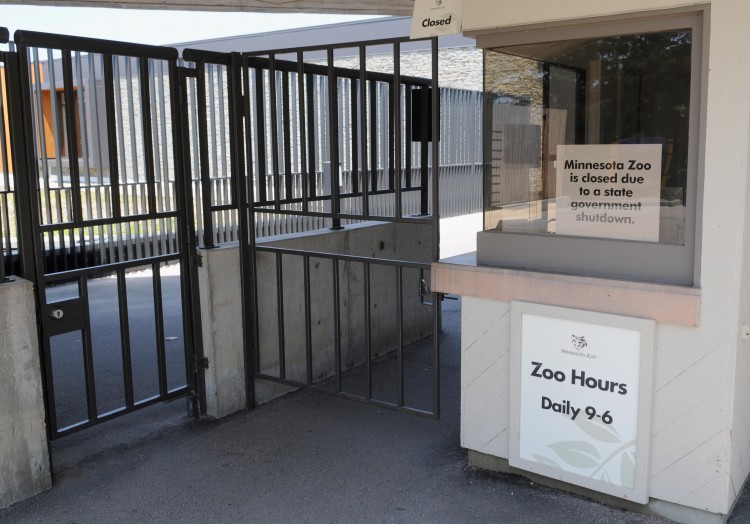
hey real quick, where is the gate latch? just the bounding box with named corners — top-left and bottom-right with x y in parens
top-left (194, 355), bottom-right (209, 370)
top-left (50, 308), bottom-right (64, 320)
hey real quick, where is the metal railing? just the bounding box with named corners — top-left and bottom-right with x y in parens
top-left (253, 244), bottom-right (440, 418)
top-left (0, 27), bottom-right (451, 426)
top-left (0, 41), bottom-right (481, 277)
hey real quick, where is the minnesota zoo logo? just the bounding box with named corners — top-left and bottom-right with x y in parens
top-left (560, 335), bottom-right (595, 359)
top-left (571, 335), bottom-right (588, 350)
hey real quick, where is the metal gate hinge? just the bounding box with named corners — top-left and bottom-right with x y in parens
top-left (194, 356), bottom-right (209, 370)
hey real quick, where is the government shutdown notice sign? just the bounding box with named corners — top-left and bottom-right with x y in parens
top-left (410, 0), bottom-right (462, 38)
top-left (510, 303), bottom-right (654, 502)
top-left (555, 144), bottom-right (662, 242)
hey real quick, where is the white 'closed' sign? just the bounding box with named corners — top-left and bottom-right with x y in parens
top-left (410, 0), bottom-right (462, 39)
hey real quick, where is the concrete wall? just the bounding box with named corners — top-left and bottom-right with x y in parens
top-left (199, 221), bottom-right (433, 413)
top-left (0, 279), bottom-right (50, 509)
top-left (455, 0), bottom-right (750, 520)
top-left (255, 221), bottom-right (433, 391)
top-left (198, 245), bottom-right (247, 419)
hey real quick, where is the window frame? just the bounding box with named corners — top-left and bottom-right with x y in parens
top-left (475, 10), bottom-right (706, 286)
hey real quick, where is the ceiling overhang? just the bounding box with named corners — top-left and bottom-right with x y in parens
top-left (0, 0), bottom-right (415, 15)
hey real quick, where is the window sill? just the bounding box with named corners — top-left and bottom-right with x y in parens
top-left (431, 253), bottom-right (700, 327)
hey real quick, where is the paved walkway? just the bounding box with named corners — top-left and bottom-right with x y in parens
top-left (3, 289), bottom-right (750, 523)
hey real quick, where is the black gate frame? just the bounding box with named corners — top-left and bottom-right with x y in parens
top-left (6, 30), bottom-right (206, 439)
top-left (1, 27), bottom-right (444, 442)
top-left (184, 36), bottom-right (443, 419)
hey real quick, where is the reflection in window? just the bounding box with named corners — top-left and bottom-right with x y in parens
top-left (484, 30), bottom-right (692, 245)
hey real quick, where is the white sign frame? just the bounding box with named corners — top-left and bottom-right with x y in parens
top-left (509, 301), bottom-right (654, 503)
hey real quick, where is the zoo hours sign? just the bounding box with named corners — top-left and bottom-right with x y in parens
top-left (509, 302), bottom-right (654, 503)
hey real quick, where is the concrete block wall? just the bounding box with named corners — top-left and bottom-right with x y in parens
top-left (0, 279), bottom-right (50, 509)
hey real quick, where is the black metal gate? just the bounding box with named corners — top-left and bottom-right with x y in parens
top-left (183, 36), bottom-right (443, 418)
top-left (1, 27), bottom-right (443, 442)
top-left (7, 31), bottom-right (204, 438)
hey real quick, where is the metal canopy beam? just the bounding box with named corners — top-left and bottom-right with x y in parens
top-left (0, 0), bottom-right (414, 15)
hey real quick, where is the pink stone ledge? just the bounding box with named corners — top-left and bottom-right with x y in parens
top-left (432, 253), bottom-right (700, 327)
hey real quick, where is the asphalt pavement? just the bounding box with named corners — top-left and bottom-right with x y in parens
top-left (5, 216), bottom-right (750, 523)
top-left (6, 296), bottom-right (750, 523)
top-left (45, 264), bottom-right (187, 431)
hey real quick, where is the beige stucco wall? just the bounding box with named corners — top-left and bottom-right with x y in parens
top-left (463, 0), bottom-right (710, 31)
top-left (456, 0), bottom-right (750, 517)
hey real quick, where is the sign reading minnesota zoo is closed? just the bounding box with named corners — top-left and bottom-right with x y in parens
top-left (555, 144), bottom-right (662, 242)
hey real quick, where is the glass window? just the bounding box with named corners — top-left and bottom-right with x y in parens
top-left (478, 14), bottom-right (702, 285)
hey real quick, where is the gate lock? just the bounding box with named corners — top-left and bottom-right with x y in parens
top-left (44, 298), bottom-right (84, 336)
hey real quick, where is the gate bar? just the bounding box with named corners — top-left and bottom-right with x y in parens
top-left (139, 57), bottom-right (158, 216)
top-left (105, 55), bottom-right (124, 222)
top-left (419, 86), bottom-right (430, 215)
top-left (254, 66), bottom-right (268, 204)
top-left (80, 277), bottom-right (99, 422)
top-left (14, 30), bottom-right (177, 59)
top-left (227, 50), bottom-right (256, 408)
top-left (152, 262), bottom-right (169, 397)
top-left (327, 48), bottom-right (341, 229)
top-left (405, 86), bottom-right (413, 190)
top-left (296, 51), bottom-right (309, 214)
top-left (304, 255), bottom-right (313, 385)
top-left (305, 71), bottom-right (317, 200)
top-left (396, 265), bottom-right (404, 406)
top-left (332, 257), bottom-right (342, 392)
top-left (268, 54), bottom-right (281, 211)
top-left (275, 252), bottom-right (286, 380)
top-left (117, 267), bottom-right (135, 408)
top-left (245, 55), bottom-right (430, 90)
top-left (358, 46), bottom-right (369, 218)
top-left (282, 70), bottom-right (293, 202)
top-left (363, 262), bottom-right (372, 399)
top-left (61, 51), bottom-right (84, 225)
top-left (195, 62), bottom-right (215, 248)
top-left (393, 42), bottom-right (402, 218)
top-left (369, 80), bottom-right (378, 194)
top-left (350, 66), bottom-right (359, 197)
top-left (255, 245), bottom-right (431, 270)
